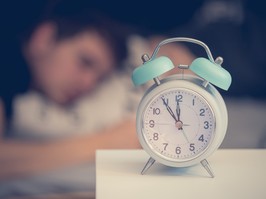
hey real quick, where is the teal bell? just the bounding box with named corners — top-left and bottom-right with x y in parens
top-left (132, 56), bottom-right (174, 86)
top-left (190, 57), bottom-right (232, 90)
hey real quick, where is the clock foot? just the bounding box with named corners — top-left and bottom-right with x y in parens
top-left (201, 159), bottom-right (215, 178)
top-left (141, 157), bottom-right (156, 175)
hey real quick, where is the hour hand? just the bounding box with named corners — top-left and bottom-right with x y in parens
top-left (161, 97), bottom-right (177, 122)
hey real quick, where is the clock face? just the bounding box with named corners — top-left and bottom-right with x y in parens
top-left (141, 88), bottom-right (215, 162)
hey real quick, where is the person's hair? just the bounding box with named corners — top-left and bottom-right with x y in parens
top-left (1, 0), bottom-right (130, 133)
top-left (21, 0), bottom-right (128, 67)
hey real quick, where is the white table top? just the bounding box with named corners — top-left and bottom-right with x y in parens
top-left (96, 149), bottom-right (266, 199)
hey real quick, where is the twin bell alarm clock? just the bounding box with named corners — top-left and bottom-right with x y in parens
top-left (131, 37), bottom-right (232, 177)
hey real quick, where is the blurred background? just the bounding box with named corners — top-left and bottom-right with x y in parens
top-left (0, 0), bottom-right (266, 198)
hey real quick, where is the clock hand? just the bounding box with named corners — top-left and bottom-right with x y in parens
top-left (175, 99), bottom-right (189, 142)
top-left (161, 97), bottom-right (189, 143)
top-left (175, 120), bottom-right (190, 143)
top-left (180, 127), bottom-right (190, 143)
top-left (161, 97), bottom-right (178, 122)
top-left (176, 100), bottom-right (181, 121)
top-left (145, 122), bottom-right (190, 126)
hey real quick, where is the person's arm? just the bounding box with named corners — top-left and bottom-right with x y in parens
top-left (0, 118), bottom-right (140, 180)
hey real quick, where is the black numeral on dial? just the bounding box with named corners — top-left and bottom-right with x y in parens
top-left (175, 147), bottom-right (181, 154)
top-left (153, 133), bottom-right (159, 140)
top-left (153, 108), bottom-right (160, 115)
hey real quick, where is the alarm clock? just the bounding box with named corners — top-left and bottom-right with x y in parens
top-left (132, 37), bottom-right (232, 177)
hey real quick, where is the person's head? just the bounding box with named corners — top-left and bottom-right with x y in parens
top-left (22, 1), bottom-right (127, 105)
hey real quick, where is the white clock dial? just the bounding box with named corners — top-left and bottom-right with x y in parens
top-left (142, 88), bottom-right (215, 162)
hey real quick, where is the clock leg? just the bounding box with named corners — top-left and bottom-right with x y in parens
top-left (141, 157), bottom-right (156, 175)
top-left (200, 159), bottom-right (215, 178)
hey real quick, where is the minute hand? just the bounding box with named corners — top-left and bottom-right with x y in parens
top-left (161, 98), bottom-right (178, 122)
top-left (176, 100), bottom-right (181, 121)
